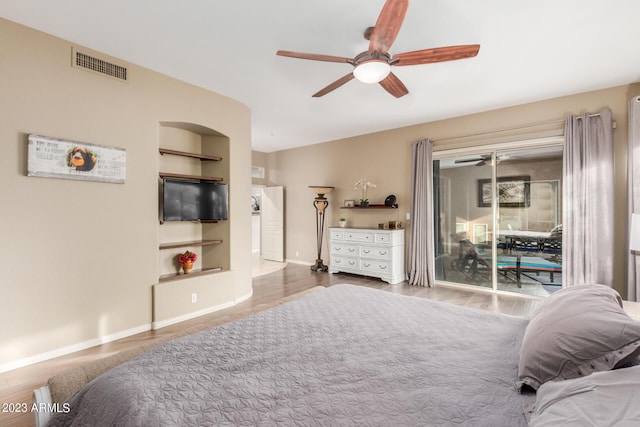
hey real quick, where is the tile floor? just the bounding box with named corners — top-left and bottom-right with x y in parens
top-left (251, 253), bottom-right (287, 278)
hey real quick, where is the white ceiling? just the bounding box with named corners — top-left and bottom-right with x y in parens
top-left (2, 1), bottom-right (640, 153)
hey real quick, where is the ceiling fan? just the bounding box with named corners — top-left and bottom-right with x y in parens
top-left (454, 155), bottom-right (505, 167)
top-left (276, 0), bottom-right (480, 98)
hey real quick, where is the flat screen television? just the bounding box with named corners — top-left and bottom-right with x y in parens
top-left (162, 179), bottom-right (228, 221)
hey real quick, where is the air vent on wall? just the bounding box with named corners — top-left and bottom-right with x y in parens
top-left (251, 166), bottom-right (265, 179)
top-left (71, 47), bottom-right (128, 82)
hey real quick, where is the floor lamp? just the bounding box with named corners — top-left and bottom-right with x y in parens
top-left (309, 185), bottom-right (334, 272)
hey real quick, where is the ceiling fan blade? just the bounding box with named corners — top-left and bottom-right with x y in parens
top-left (369, 0), bottom-right (409, 54)
top-left (277, 50), bottom-right (353, 64)
top-left (379, 72), bottom-right (408, 98)
top-left (393, 44), bottom-right (480, 66)
top-left (312, 73), bottom-right (355, 97)
top-left (454, 158), bottom-right (484, 163)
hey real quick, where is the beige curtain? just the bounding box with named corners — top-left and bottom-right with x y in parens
top-left (627, 96), bottom-right (640, 301)
top-left (563, 108), bottom-right (614, 287)
top-left (408, 139), bottom-right (435, 287)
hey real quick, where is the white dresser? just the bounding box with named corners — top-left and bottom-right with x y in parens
top-left (328, 227), bottom-right (405, 284)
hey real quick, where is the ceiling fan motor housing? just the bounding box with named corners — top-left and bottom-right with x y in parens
top-left (352, 52), bottom-right (395, 83)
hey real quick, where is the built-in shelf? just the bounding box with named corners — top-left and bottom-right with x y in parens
top-left (159, 148), bottom-right (222, 161)
top-left (159, 267), bottom-right (223, 283)
top-left (159, 239), bottom-right (223, 250)
top-left (159, 172), bottom-right (224, 182)
top-left (341, 204), bottom-right (399, 209)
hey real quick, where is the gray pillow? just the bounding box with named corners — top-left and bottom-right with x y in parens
top-left (517, 284), bottom-right (640, 390)
top-left (529, 365), bottom-right (640, 426)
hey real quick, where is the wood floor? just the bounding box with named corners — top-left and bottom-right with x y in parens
top-left (0, 263), bottom-right (543, 427)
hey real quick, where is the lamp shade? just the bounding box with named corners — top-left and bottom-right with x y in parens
top-left (353, 61), bottom-right (391, 84)
top-left (631, 213), bottom-right (640, 251)
top-left (309, 186), bottom-right (334, 196)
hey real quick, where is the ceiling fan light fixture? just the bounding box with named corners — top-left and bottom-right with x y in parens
top-left (353, 60), bottom-right (391, 84)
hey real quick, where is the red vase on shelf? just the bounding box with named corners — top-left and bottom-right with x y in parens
top-left (178, 250), bottom-right (197, 274)
top-left (182, 261), bottom-right (193, 274)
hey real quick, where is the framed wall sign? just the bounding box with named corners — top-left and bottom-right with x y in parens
top-left (477, 175), bottom-right (530, 208)
top-left (27, 134), bottom-right (126, 183)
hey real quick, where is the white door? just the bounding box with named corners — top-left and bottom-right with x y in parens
top-left (261, 186), bottom-right (284, 262)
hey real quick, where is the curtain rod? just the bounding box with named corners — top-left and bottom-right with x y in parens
top-left (567, 112), bottom-right (616, 127)
top-left (434, 115), bottom-right (615, 144)
top-left (434, 118), bottom-right (564, 144)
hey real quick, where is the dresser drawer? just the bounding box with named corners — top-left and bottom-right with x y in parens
top-left (330, 255), bottom-right (359, 269)
top-left (344, 231), bottom-right (375, 243)
top-left (375, 233), bottom-right (391, 243)
top-left (359, 245), bottom-right (392, 260)
top-left (360, 259), bottom-right (392, 274)
top-left (330, 243), bottom-right (359, 256)
top-left (330, 229), bottom-right (345, 240)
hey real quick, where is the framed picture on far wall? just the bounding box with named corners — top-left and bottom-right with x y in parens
top-left (477, 175), bottom-right (530, 208)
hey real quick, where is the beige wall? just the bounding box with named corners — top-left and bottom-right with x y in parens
top-left (442, 158), bottom-right (563, 239)
top-left (266, 83), bottom-right (640, 297)
top-left (0, 19), bottom-right (252, 370)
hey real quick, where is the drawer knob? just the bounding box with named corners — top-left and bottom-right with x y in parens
top-left (349, 248), bottom-right (355, 252)
top-left (379, 251), bottom-right (387, 255)
top-left (349, 261), bottom-right (355, 265)
top-left (363, 249), bottom-right (370, 254)
top-left (380, 265), bottom-right (387, 269)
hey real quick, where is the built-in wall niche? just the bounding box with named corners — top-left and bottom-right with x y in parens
top-left (158, 122), bottom-right (230, 281)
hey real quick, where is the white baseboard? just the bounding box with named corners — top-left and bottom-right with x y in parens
top-left (1, 289), bottom-right (256, 373)
top-left (0, 323), bottom-right (151, 374)
top-left (235, 288), bottom-right (253, 304)
top-left (285, 259), bottom-right (313, 266)
top-left (151, 288), bottom-right (254, 330)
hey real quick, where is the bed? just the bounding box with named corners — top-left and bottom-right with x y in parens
top-left (35, 284), bottom-right (640, 426)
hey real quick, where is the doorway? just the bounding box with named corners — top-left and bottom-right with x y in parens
top-left (434, 144), bottom-right (563, 296)
top-left (251, 185), bottom-right (287, 277)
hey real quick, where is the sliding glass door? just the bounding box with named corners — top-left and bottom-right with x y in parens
top-left (435, 152), bottom-right (494, 289)
top-left (434, 145), bottom-right (563, 296)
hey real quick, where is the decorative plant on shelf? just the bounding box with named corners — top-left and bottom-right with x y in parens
top-left (354, 178), bottom-right (376, 207)
top-left (178, 250), bottom-right (198, 274)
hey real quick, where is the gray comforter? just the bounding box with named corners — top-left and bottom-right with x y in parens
top-left (47, 284), bottom-right (535, 426)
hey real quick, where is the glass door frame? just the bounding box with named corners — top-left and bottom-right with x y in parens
top-left (432, 136), bottom-right (564, 293)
